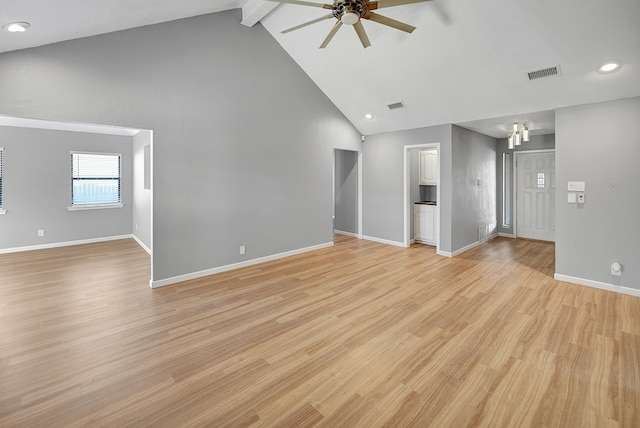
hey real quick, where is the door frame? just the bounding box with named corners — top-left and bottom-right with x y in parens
top-left (332, 148), bottom-right (363, 239)
top-left (512, 149), bottom-right (555, 240)
top-left (403, 143), bottom-right (441, 250)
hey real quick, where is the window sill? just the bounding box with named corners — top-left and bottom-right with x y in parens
top-left (68, 203), bottom-right (124, 211)
top-left (0, 209), bottom-right (7, 215)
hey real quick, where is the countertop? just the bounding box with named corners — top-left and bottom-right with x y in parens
top-left (414, 201), bottom-right (437, 205)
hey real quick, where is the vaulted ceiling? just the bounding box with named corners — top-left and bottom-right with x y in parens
top-left (1, 0), bottom-right (639, 137)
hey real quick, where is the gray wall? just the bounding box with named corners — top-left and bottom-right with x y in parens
top-left (362, 124), bottom-right (452, 251)
top-left (334, 149), bottom-right (358, 234)
top-left (556, 97), bottom-right (640, 290)
top-left (496, 134), bottom-right (556, 235)
top-left (0, 126), bottom-right (133, 249)
top-left (451, 126), bottom-right (498, 250)
top-left (132, 130), bottom-right (152, 251)
top-left (0, 10), bottom-right (362, 282)
top-left (362, 125), bottom-right (496, 253)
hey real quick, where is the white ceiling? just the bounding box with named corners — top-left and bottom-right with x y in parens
top-left (1, 0), bottom-right (639, 138)
top-left (0, 0), bottom-right (247, 53)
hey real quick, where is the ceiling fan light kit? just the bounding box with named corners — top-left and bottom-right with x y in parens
top-left (341, 10), bottom-right (360, 25)
top-left (268, 0), bottom-right (432, 48)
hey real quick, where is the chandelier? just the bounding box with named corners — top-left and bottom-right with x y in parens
top-left (508, 122), bottom-right (530, 149)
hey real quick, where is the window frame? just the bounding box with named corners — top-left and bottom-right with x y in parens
top-left (68, 151), bottom-right (124, 211)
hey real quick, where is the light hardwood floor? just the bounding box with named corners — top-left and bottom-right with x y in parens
top-left (0, 236), bottom-right (638, 427)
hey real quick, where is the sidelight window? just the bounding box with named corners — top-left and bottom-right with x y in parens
top-left (0, 148), bottom-right (4, 211)
top-left (502, 153), bottom-right (512, 228)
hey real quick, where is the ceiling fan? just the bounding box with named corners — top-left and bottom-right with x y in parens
top-left (266, 0), bottom-right (433, 48)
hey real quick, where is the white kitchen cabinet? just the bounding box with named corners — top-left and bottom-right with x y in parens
top-left (419, 149), bottom-right (437, 185)
top-left (414, 203), bottom-right (436, 245)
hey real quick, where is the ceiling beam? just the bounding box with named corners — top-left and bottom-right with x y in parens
top-left (241, 0), bottom-right (279, 27)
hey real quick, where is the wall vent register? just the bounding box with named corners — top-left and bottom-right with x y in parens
top-left (527, 65), bottom-right (561, 81)
top-left (387, 101), bottom-right (406, 110)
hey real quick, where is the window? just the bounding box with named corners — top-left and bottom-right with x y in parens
top-left (537, 172), bottom-right (545, 189)
top-left (502, 153), bottom-right (512, 228)
top-left (70, 152), bottom-right (122, 208)
top-left (0, 148), bottom-right (4, 213)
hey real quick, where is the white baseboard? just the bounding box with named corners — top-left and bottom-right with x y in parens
top-left (132, 234), bottom-right (151, 255)
top-left (483, 233), bottom-right (498, 242)
top-left (554, 273), bottom-right (640, 298)
top-left (498, 232), bottom-right (516, 238)
top-left (151, 241), bottom-right (334, 288)
top-left (437, 234), bottom-right (497, 258)
top-left (334, 230), bottom-right (361, 239)
top-left (0, 234), bottom-right (134, 255)
top-left (361, 235), bottom-right (406, 248)
top-left (437, 249), bottom-right (453, 257)
top-left (450, 237), bottom-right (487, 257)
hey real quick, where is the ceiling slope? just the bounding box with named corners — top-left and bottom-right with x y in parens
top-left (1, 0), bottom-right (639, 136)
top-left (261, 0), bottom-right (640, 135)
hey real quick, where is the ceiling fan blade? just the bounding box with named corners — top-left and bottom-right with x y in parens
top-left (364, 12), bottom-right (416, 33)
top-left (319, 21), bottom-right (343, 49)
top-left (353, 20), bottom-right (371, 48)
top-left (368, 0), bottom-right (432, 11)
top-left (265, 0), bottom-right (333, 9)
top-left (281, 14), bottom-right (335, 34)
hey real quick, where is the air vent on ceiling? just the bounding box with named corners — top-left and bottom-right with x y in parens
top-left (527, 65), bottom-right (561, 81)
top-left (387, 101), bottom-right (406, 110)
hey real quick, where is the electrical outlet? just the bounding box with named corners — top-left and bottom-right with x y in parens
top-left (611, 262), bottom-right (622, 276)
top-left (37, 229), bottom-right (45, 237)
top-left (239, 245), bottom-right (246, 255)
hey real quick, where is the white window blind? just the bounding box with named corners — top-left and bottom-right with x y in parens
top-left (71, 152), bottom-right (121, 205)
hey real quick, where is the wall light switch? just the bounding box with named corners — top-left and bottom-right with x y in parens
top-left (568, 193), bottom-right (577, 203)
top-left (239, 245), bottom-right (246, 255)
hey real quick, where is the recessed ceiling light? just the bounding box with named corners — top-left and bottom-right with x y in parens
top-left (365, 113), bottom-right (373, 119)
top-left (598, 60), bottom-right (621, 73)
top-left (2, 22), bottom-right (30, 32)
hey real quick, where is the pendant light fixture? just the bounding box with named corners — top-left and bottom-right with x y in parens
top-left (507, 122), bottom-right (530, 149)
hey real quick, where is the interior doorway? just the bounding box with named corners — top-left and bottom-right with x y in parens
top-left (514, 150), bottom-right (555, 241)
top-left (403, 143), bottom-right (441, 250)
top-left (333, 149), bottom-right (362, 239)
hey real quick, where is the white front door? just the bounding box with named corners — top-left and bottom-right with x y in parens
top-left (516, 151), bottom-right (555, 241)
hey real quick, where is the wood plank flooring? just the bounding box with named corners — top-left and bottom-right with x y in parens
top-left (0, 236), bottom-right (638, 427)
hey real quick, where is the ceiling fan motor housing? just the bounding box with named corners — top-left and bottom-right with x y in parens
top-left (333, 0), bottom-right (368, 24)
